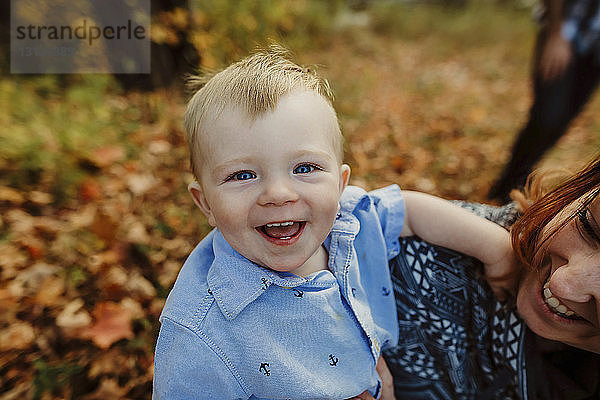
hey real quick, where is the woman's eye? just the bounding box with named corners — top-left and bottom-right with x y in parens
top-left (294, 164), bottom-right (317, 174)
top-left (576, 208), bottom-right (600, 246)
top-left (227, 171), bottom-right (256, 181)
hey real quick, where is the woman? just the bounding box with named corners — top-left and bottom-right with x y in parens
top-left (382, 154), bottom-right (600, 399)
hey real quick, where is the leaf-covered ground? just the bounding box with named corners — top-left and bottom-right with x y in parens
top-left (2, 3), bottom-right (600, 399)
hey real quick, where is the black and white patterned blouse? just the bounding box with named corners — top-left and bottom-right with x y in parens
top-left (383, 202), bottom-right (600, 400)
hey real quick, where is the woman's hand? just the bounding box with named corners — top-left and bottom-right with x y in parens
top-left (347, 356), bottom-right (396, 400)
top-left (483, 239), bottom-right (521, 301)
top-left (376, 355), bottom-right (395, 400)
top-left (348, 391), bottom-right (376, 400)
top-left (539, 29), bottom-right (572, 82)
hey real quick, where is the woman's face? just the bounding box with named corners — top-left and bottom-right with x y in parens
top-left (516, 194), bottom-right (600, 353)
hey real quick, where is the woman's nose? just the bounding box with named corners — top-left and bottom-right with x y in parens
top-left (257, 176), bottom-right (299, 206)
top-left (549, 255), bottom-right (600, 303)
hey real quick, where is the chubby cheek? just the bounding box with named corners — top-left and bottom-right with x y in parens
top-left (209, 197), bottom-right (248, 231)
top-left (312, 193), bottom-right (340, 220)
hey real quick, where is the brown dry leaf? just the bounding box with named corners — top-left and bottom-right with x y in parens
top-left (34, 275), bottom-right (65, 306)
top-left (4, 209), bottom-right (35, 235)
top-left (80, 378), bottom-right (130, 400)
top-left (120, 297), bottom-right (145, 319)
top-left (0, 288), bottom-right (20, 318)
top-left (28, 190), bottom-right (53, 205)
top-left (7, 262), bottom-right (59, 299)
top-left (91, 209), bottom-right (119, 244)
top-left (390, 155), bottom-right (406, 173)
top-left (162, 237), bottom-right (193, 258)
top-left (79, 178), bottom-right (103, 202)
top-left (126, 272), bottom-right (156, 300)
top-left (33, 216), bottom-right (64, 235)
top-left (0, 185), bottom-right (25, 204)
top-left (148, 139), bottom-right (172, 155)
top-left (0, 381), bottom-right (30, 400)
top-left (149, 298), bottom-right (166, 317)
top-left (17, 235), bottom-right (46, 259)
top-left (56, 298), bottom-right (92, 334)
top-left (126, 173), bottom-right (157, 195)
top-left (88, 145), bottom-right (126, 168)
top-left (125, 220), bottom-right (151, 245)
top-left (89, 243), bottom-right (129, 272)
top-left (88, 349), bottom-right (134, 378)
top-left (0, 243), bottom-right (28, 277)
top-left (0, 321), bottom-right (35, 351)
top-left (99, 266), bottom-right (129, 298)
top-left (158, 260), bottom-right (181, 287)
top-left (68, 204), bottom-right (98, 229)
top-left (80, 301), bottom-right (134, 349)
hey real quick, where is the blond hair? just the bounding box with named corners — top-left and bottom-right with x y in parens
top-left (183, 46), bottom-right (342, 180)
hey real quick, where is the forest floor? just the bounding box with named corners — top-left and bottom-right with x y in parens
top-left (2, 2), bottom-right (600, 399)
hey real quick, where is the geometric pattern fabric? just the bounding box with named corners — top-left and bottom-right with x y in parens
top-left (383, 202), bottom-right (524, 399)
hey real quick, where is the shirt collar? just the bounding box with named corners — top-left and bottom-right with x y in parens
top-left (330, 185), bottom-right (367, 235)
top-left (206, 231), bottom-right (312, 320)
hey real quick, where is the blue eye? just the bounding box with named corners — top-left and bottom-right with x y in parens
top-left (227, 171), bottom-right (256, 181)
top-left (294, 164), bottom-right (317, 174)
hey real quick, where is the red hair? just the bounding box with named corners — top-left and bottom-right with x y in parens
top-left (511, 154), bottom-right (600, 271)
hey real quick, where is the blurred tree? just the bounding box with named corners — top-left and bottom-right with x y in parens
top-left (0, 1), bottom-right (9, 73)
top-left (91, 0), bottom-right (200, 91)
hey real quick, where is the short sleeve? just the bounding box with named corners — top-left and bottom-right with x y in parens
top-left (451, 201), bottom-right (520, 230)
top-left (368, 184), bottom-right (405, 259)
top-left (153, 318), bottom-right (247, 400)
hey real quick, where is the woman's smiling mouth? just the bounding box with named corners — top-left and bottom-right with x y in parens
top-left (257, 221), bottom-right (306, 244)
top-left (542, 275), bottom-right (585, 321)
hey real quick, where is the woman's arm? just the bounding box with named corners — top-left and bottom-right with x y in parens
top-left (400, 191), bottom-right (519, 300)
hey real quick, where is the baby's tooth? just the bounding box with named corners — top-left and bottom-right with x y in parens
top-left (266, 221), bottom-right (294, 228)
top-left (543, 288), bottom-right (552, 299)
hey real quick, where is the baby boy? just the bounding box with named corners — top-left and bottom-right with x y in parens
top-left (153, 47), bottom-right (516, 399)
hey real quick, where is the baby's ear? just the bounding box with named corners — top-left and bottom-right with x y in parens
top-left (339, 164), bottom-right (351, 193)
top-left (188, 182), bottom-right (217, 226)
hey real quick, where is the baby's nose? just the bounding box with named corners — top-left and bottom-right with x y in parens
top-left (258, 178), bottom-right (299, 206)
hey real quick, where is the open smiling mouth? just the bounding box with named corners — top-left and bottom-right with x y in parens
top-left (258, 221), bottom-right (305, 241)
top-left (542, 274), bottom-right (585, 321)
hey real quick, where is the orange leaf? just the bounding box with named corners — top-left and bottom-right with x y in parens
top-left (79, 179), bottom-right (102, 202)
top-left (91, 210), bottom-right (119, 244)
top-left (80, 302), bottom-right (133, 349)
top-left (89, 145), bottom-right (126, 168)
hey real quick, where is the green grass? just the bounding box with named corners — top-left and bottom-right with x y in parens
top-left (0, 75), bottom-right (131, 203)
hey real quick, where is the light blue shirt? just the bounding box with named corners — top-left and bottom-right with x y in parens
top-left (153, 185), bottom-right (405, 400)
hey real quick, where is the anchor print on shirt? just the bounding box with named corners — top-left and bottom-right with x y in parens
top-left (381, 286), bottom-right (391, 296)
top-left (293, 289), bottom-right (304, 298)
top-left (259, 363), bottom-right (270, 376)
top-left (260, 278), bottom-right (269, 291)
top-left (329, 354), bottom-right (339, 366)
